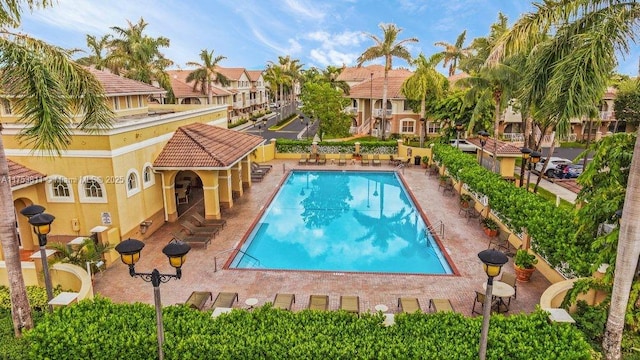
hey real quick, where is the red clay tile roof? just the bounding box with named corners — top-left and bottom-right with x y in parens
top-left (7, 159), bottom-right (46, 188)
top-left (337, 65), bottom-right (412, 83)
top-left (153, 123), bottom-right (264, 168)
top-left (448, 72), bottom-right (470, 85)
top-left (215, 67), bottom-right (247, 81)
top-left (87, 68), bottom-right (166, 95)
top-left (167, 70), bottom-right (233, 98)
top-left (246, 70), bottom-right (264, 82)
top-left (348, 76), bottom-right (410, 99)
top-left (466, 137), bottom-right (522, 156)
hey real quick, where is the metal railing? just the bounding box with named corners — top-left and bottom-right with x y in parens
top-left (213, 248), bottom-right (260, 272)
top-left (427, 220), bottom-right (445, 239)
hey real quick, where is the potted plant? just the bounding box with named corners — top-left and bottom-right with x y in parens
top-left (460, 193), bottom-right (472, 208)
top-left (438, 175), bottom-right (449, 185)
top-left (421, 156), bottom-right (429, 168)
top-left (481, 218), bottom-right (499, 237)
top-left (514, 249), bottom-right (538, 282)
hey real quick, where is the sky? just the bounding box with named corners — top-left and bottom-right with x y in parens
top-left (16, 0), bottom-right (640, 76)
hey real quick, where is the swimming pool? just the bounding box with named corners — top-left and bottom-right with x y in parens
top-left (229, 170), bottom-right (453, 274)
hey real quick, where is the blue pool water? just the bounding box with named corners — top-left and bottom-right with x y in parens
top-left (229, 170), bottom-right (453, 274)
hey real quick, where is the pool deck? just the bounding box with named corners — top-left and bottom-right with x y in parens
top-left (94, 160), bottom-right (551, 316)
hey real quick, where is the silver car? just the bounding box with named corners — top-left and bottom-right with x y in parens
top-left (449, 139), bottom-right (477, 153)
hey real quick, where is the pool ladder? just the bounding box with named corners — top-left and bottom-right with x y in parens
top-left (427, 220), bottom-right (445, 239)
top-left (213, 248), bottom-right (261, 272)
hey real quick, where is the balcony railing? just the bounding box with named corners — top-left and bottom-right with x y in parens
top-left (344, 107), bottom-right (358, 114)
top-left (373, 109), bottom-right (392, 117)
top-left (233, 101), bottom-right (244, 108)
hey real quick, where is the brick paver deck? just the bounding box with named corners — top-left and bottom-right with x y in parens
top-left (93, 160), bottom-right (551, 316)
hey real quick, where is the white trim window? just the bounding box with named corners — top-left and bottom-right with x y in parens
top-left (427, 122), bottom-right (441, 135)
top-left (79, 176), bottom-right (107, 203)
top-left (112, 97), bottom-right (120, 111)
top-left (45, 176), bottom-right (75, 203)
top-left (126, 169), bottom-right (141, 197)
top-left (400, 119), bottom-right (415, 134)
top-left (142, 163), bottom-right (155, 188)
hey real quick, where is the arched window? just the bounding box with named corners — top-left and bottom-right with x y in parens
top-left (126, 169), bottom-right (141, 197)
top-left (142, 163), bottom-right (155, 188)
top-left (79, 176), bottom-right (107, 203)
top-left (45, 175), bottom-right (74, 203)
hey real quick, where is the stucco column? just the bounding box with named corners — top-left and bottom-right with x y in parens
top-left (231, 162), bottom-right (243, 199)
top-left (218, 169), bottom-right (232, 209)
top-left (242, 158), bottom-right (252, 189)
top-left (201, 172), bottom-right (221, 219)
top-left (162, 171), bottom-right (179, 222)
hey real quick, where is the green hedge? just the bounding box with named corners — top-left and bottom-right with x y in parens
top-left (432, 144), bottom-right (594, 277)
top-left (25, 298), bottom-right (592, 359)
top-left (0, 285), bottom-right (64, 311)
top-left (275, 139), bottom-right (397, 155)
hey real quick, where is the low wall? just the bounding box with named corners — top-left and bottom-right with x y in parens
top-left (0, 261), bottom-right (93, 301)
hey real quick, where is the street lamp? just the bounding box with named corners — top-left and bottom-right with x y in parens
top-left (519, 147), bottom-right (531, 188)
top-left (419, 118), bottom-right (426, 148)
top-left (20, 205), bottom-right (55, 313)
top-left (115, 238), bottom-right (191, 360)
top-left (526, 151), bottom-right (542, 189)
top-left (478, 130), bottom-right (489, 167)
top-left (478, 249), bottom-right (508, 360)
top-left (455, 122), bottom-right (463, 149)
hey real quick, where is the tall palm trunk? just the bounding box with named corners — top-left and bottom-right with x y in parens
top-left (206, 80), bottom-right (212, 105)
top-left (0, 134), bottom-right (33, 336)
top-left (419, 97), bottom-right (426, 147)
top-left (492, 90), bottom-right (502, 173)
top-left (602, 130), bottom-right (640, 360)
top-left (381, 68), bottom-right (389, 140)
top-left (279, 84), bottom-right (284, 122)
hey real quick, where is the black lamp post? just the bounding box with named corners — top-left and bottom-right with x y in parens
top-left (519, 147), bottom-right (531, 188)
top-left (478, 249), bottom-right (508, 360)
top-left (20, 205), bottom-right (55, 313)
top-left (526, 151), bottom-right (542, 189)
top-left (478, 130), bottom-right (489, 167)
top-left (115, 238), bottom-right (191, 360)
top-left (455, 122), bottom-right (463, 149)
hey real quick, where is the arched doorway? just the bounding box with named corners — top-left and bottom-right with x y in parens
top-left (13, 198), bottom-right (37, 251)
top-left (175, 170), bottom-right (203, 218)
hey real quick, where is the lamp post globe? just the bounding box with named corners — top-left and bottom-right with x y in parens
top-left (22, 208), bottom-right (55, 312)
top-left (478, 130), bottom-right (489, 166)
top-left (477, 249), bottom-right (508, 360)
top-left (519, 147), bottom-right (532, 188)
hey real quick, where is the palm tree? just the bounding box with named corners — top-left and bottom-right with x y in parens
top-left (493, 2), bottom-right (640, 358)
top-left (358, 23), bottom-right (418, 140)
top-left (263, 63), bottom-right (286, 120)
top-left (400, 54), bottom-right (447, 147)
top-left (434, 30), bottom-right (471, 76)
top-left (185, 49), bottom-right (229, 105)
top-left (107, 18), bottom-right (174, 102)
top-left (75, 34), bottom-right (111, 69)
top-left (0, 1), bottom-right (113, 337)
top-left (321, 66), bottom-right (350, 95)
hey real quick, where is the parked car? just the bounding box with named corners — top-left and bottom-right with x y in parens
top-left (269, 102), bottom-right (278, 109)
top-left (449, 139), bottom-right (477, 153)
top-left (533, 157), bottom-right (572, 177)
top-left (548, 163), bottom-right (583, 179)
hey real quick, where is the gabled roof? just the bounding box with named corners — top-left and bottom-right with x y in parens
top-left (167, 70), bottom-right (233, 98)
top-left (337, 65), bottom-right (412, 84)
top-left (215, 67), bottom-right (248, 81)
top-left (466, 137), bottom-right (523, 156)
top-left (87, 68), bottom-right (166, 96)
top-left (246, 70), bottom-right (264, 82)
top-left (447, 72), bottom-right (470, 85)
top-left (348, 76), bottom-right (411, 99)
top-left (153, 123), bottom-right (264, 168)
top-left (7, 159), bottom-right (46, 188)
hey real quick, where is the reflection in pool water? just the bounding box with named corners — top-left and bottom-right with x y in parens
top-left (230, 170), bottom-right (453, 274)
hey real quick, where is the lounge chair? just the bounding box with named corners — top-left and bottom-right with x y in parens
top-left (252, 162), bottom-right (272, 173)
top-left (398, 297), bottom-right (421, 313)
top-left (172, 231), bottom-right (212, 249)
top-left (180, 221), bottom-right (219, 238)
top-left (190, 213), bottom-right (226, 229)
top-left (338, 153), bottom-right (347, 166)
top-left (251, 172), bottom-right (265, 182)
top-left (185, 291), bottom-right (212, 310)
top-left (308, 295), bottom-right (329, 311)
top-left (212, 292), bottom-right (239, 310)
top-left (360, 154), bottom-right (370, 166)
top-left (307, 154), bottom-right (317, 165)
top-left (428, 298), bottom-right (455, 313)
top-left (317, 154), bottom-right (327, 165)
top-left (340, 295), bottom-right (360, 315)
top-left (273, 293), bottom-right (295, 310)
top-left (372, 154), bottom-right (381, 166)
top-left (298, 154), bottom-right (308, 165)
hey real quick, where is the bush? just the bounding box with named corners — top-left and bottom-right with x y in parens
top-left (25, 298), bottom-right (592, 359)
top-left (0, 285), bottom-right (65, 311)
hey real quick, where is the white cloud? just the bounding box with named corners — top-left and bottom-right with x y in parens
top-left (282, 0), bottom-right (326, 20)
top-left (304, 30), bottom-right (367, 66)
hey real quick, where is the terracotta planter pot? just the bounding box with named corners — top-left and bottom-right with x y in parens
top-left (483, 227), bottom-right (498, 237)
top-left (514, 265), bottom-right (536, 282)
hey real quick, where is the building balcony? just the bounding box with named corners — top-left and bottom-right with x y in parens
top-left (373, 109), bottom-right (392, 117)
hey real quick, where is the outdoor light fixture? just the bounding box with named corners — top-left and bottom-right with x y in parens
top-left (477, 249), bottom-right (508, 360)
top-left (478, 130), bottom-right (489, 166)
top-left (115, 238), bottom-right (191, 360)
top-left (20, 205), bottom-right (55, 313)
top-left (455, 122), bottom-right (463, 149)
top-left (525, 151), bottom-right (542, 189)
top-left (519, 147), bottom-right (532, 188)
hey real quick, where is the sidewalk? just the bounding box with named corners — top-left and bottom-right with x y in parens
top-left (521, 170), bottom-right (578, 204)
